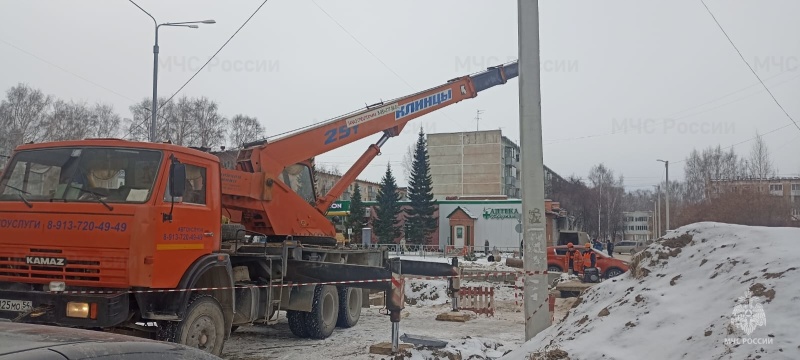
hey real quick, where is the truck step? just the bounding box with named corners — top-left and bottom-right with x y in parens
top-left (266, 300), bottom-right (282, 325)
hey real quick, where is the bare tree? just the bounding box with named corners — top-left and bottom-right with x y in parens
top-left (228, 114), bottom-right (264, 148)
top-left (623, 189), bottom-right (655, 212)
top-left (0, 83), bottom-right (52, 154)
top-left (89, 102), bottom-right (121, 139)
top-left (674, 188), bottom-right (792, 227)
top-left (587, 163), bottom-right (625, 240)
top-left (401, 142), bottom-right (415, 182)
top-left (163, 96), bottom-right (196, 146)
top-left (191, 97), bottom-right (228, 149)
top-left (683, 145), bottom-right (747, 202)
top-left (41, 99), bottom-right (93, 141)
top-left (126, 97), bottom-right (170, 142)
top-left (747, 132), bottom-right (775, 179)
top-left (33, 99), bottom-right (123, 143)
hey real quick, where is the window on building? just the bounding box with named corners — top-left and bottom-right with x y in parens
top-left (792, 184), bottom-right (800, 191)
top-left (769, 184), bottom-right (783, 192)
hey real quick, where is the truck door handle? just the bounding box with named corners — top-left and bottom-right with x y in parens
top-left (204, 232), bottom-right (214, 237)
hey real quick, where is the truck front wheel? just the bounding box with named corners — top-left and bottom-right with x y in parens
top-left (157, 294), bottom-right (227, 356)
top-left (304, 285), bottom-right (339, 339)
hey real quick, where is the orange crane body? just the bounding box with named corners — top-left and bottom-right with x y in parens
top-left (222, 61), bottom-right (518, 239)
top-left (0, 61), bottom-right (518, 354)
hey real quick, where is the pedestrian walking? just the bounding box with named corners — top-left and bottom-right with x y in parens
top-left (606, 239), bottom-right (614, 257)
top-left (484, 239), bottom-right (490, 256)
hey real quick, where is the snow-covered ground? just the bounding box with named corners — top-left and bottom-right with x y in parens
top-left (222, 279), bottom-right (530, 360)
top-left (501, 222), bottom-right (800, 360)
top-left (221, 255), bottom-right (552, 359)
top-left (220, 247), bottom-right (654, 359)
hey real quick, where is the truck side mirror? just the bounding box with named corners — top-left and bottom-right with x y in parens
top-left (170, 163), bottom-right (186, 198)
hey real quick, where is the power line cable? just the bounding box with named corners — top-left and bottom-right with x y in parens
top-left (661, 1), bottom-right (800, 165)
top-left (155, 0), bottom-right (270, 109)
top-left (543, 71), bottom-right (800, 145)
top-left (310, 0), bottom-right (413, 90)
top-left (0, 39), bottom-right (136, 102)
top-left (123, 0), bottom-right (270, 139)
top-left (307, 1), bottom-right (459, 129)
top-left (700, 0), bottom-right (800, 133)
top-left (670, 123), bottom-right (793, 165)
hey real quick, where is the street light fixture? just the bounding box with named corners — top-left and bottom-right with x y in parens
top-left (657, 159), bottom-right (669, 232)
top-left (129, 2), bottom-right (215, 142)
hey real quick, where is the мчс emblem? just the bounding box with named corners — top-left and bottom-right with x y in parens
top-left (731, 290), bottom-right (766, 336)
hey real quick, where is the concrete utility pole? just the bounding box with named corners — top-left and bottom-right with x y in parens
top-left (658, 159), bottom-right (670, 231)
top-left (518, 0), bottom-right (550, 340)
top-left (656, 185), bottom-right (661, 238)
top-left (652, 200), bottom-right (657, 239)
top-left (128, 1), bottom-right (215, 143)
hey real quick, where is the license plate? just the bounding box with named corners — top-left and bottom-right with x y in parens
top-left (0, 299), bottom-right (32, 312)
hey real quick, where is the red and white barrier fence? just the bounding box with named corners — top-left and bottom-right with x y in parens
top-left (44, 270), bottom-right (548, 295)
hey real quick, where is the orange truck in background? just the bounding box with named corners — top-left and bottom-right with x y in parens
top-left (0, 61), bottom-right (518, 356)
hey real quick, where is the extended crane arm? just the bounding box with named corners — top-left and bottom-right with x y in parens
top-left (222, 61), bottom-right (518, 238)
top-left (311, 61), bottom-right (519, 213)
top-left (255, 61), bottom-right (518, 175)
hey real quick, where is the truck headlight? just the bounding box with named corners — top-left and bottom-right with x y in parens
top-left (49, 281), bottom-right (66, 292)
top-left (66, 302), bottom-right (90, 318)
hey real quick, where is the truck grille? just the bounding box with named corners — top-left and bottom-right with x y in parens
top-left (0, 247), bottom-right (128, 287)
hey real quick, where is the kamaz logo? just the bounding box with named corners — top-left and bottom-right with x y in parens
top-left (26, 256), bottom-right (66, 266)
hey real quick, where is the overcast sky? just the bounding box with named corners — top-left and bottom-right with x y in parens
top-left (2, 0), bottom-right (799, 190)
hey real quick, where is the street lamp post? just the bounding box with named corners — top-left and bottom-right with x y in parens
top-left (657, 159), bottom-right (669, 231)
top-left (129, 2), bottom-right (214, 143)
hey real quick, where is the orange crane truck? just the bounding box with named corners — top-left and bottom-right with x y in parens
top-left (0, 61), bottom-right (518, 356)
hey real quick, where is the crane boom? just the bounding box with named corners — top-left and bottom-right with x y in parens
top-left (250, 61), bottom-right (518, 176)
top-left (223, 61), bottom-right (518, 238)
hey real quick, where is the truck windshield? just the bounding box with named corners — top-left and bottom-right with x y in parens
top-left (0, 147), bottom-right (162, 203)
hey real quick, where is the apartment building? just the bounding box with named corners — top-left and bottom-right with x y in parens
top-left (426, 130), bottom-right (565, 200)
top-left (622, 211), bottom-right (654, 241)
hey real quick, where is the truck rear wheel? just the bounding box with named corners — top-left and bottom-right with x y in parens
top-left (287, 310), bottom-right (309, 338)
top-left (304, 285), bottom-right (339, 339)
top-left (157, 294), bottom-right (226, 356)
top-left (336, 286), bottom-right (361, 328)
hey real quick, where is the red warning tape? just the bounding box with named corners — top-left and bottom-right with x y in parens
top-left (42, 270), bottom-right (548, 295)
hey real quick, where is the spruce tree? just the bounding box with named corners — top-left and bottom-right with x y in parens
top-left (405, 128), bottom-right (438, 245)
top-left (346, 183), bottom-right (366, 244)
top-left (374, 164), bottom-right (402, 244)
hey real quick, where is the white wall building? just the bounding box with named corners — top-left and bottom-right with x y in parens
top-left (622, 211), bottom-right (653, 241)
top-left (437, 200), bottom-right (522, 250)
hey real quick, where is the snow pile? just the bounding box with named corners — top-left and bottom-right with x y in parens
top-left (551, 273), bottom-right (581, 287)
top-left (461, 257), bottom-right (521, 272)
top-left (408, 337), bottom-right (512, 360)
top-left (405, 279), bottom-right (450, 306)
top-left (501, 222), bottom-right (800, 360)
